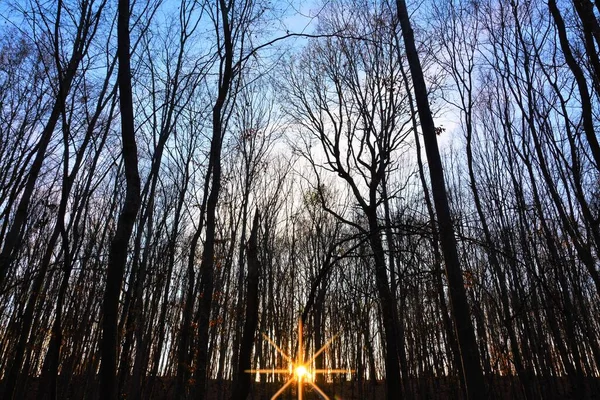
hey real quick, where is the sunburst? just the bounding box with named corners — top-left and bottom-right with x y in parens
top-left (247, 319), bottom-right (352, 400)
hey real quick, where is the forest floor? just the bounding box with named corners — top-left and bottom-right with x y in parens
top-left (11, 376), bottom-right (600, 399)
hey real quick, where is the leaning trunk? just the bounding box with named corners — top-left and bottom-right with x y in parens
top-left (395, 0), bottom-right (486, 398)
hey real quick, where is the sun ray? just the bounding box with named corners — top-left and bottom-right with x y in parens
top-left (270, 377), bottom-right (295, 400)
top-left (249, 318), bottom-right (353, 400)
top-left (313, 369), bottom-right (354, 373)
top-left (262, 333), bottom-right (293, 363)
top-left (307, 380), bottom-right (330, 400)
top-left (307, 334), bottom-right (339, 365)
top-left (245, 369), bottom-right (291, 374)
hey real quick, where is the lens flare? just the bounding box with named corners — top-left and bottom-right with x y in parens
top-left (247, 319), bottom-right (352, 400)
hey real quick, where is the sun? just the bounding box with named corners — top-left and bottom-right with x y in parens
top-left (294, 365), bottom-right (310, 380)
top-left (247, 319), bottom-right (351, 400)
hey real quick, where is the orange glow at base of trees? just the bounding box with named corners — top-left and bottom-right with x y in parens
top-left (247, 319), bottom-right (352, 400)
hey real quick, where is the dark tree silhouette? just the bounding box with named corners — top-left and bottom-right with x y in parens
top-left (99, 0), bottom-right (141, 398)
top-left (395, 0), bottom-right (487, 398)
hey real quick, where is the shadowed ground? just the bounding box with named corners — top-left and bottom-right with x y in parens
top-left (6, 376), bottom-right (600, 399)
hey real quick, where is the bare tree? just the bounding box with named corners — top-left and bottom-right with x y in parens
top-left (395, 0), bottom-right (487, 398)
top-left (282, 1), bottom-right (414, 396)
top-left (99, 0), bottom-right (142, 397)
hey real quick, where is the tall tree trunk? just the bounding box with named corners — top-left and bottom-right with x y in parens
top-left (396, 30), bottom-right (465, 394)
top-left (195, 1), bottom-right (233, 397)
top-left (395, 1), bottom-right (486, 398)
top-left (99, 0), bottom-right (141, 397)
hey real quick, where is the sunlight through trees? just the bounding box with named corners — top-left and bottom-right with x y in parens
top-left (0, 0), bottom-right (599, 399)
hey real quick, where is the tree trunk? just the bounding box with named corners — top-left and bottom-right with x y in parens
top-left (395, 0), bottom-right (486, 398)
top-left (548, 0), bottom-right (600, 170)
top-left (0, 0), bottom-right (95, 287)
top-left (367, 212), bottom-right (402, 400)
top-left (99, 0), bottom-right (142, 397)
top-left (230, 212), bottom-right (261, 400)
top-left (195, 1), bottom-right (233, 397)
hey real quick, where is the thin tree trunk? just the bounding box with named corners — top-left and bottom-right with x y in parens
top-left (0, 0), bottom-right (100, 287)
top-left (548, 0), bottom-right (600, 170)
top-left (367, 211), bottom-right (402, 400)
top-left (230, 212), bottom-right (260, 400)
